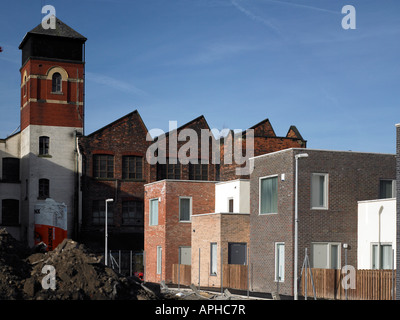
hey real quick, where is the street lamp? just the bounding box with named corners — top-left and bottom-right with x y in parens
top-left (105, 198), bottom-right (114, 266)
top-left (294, 153), bottom-right (308, 300)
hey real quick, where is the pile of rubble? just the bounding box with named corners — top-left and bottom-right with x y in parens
top-left (0, 228), bottom-right (159, 300)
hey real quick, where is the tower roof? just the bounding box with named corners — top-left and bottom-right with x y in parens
top-left (19, 17), bottom-right (86, 49)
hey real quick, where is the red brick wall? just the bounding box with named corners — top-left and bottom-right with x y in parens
top-left (219, 128), bottom-right (306, 181)
top-left (79, 111), bottom-right (151, 250)
top-left (191, 213), bottom-right (250, 288)
top-left (20, 59), bottom-right (84, 130)
top-left (144, 180), bottom-right (215, 283)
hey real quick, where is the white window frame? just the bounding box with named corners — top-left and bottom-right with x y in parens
top-left (179, 196), bottom-right (192, 222)
top-left (311, 173), bottom-right (329, 210)
top-left (275, 242), bottom-right (285, 282)
top-left (149, 198), bottom-right (159, 226)
top-left (156, 246), bottom-right (162, 275)
top-left (371, 242), bottom-right (393, 270)
top-left (210, 242), bottom-right (218, 276)
top-left (311, 242), bottom-right (341, 269)
top-left (259, 174), bottom-right (278, 215)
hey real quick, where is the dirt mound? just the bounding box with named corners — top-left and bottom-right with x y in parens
top-left (0, 228), bottom-right (159, 300)
top-left (0, 228), bottom-right (32, 299)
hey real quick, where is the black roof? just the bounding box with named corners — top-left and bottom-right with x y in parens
top-left (19, 17), bottom-right (86, 49)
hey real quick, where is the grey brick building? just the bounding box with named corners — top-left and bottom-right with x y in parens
top-left (249, 148), bottom-right (396, 297)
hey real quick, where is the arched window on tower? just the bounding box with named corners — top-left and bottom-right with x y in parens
top-left (52, 72), bottom-right (62, 93)
top-left (23, 75), bottom-right (27, 96)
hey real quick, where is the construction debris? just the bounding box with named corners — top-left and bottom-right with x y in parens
top-left (0, 228), bottom-right (159, 300)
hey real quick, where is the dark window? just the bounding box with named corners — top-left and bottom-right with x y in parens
top-left (93, 155), bottom-right (114, 179)
top-left (228, 243), bottom-right (247, 265)
top-left (228, 198), bottom-right (234, 213)
top-left (122, 200), bottom-right (143, 225)
top-left (122, 156), bottom-right (143, 180)
top-left (157, 158), bottom-right (180, 180)
top-left (179, 197), bottom-right (191, 222)
top-left (52, 72), bottom-right (62, 93)
top-left (189, 163), bottom-right (208, 180)
top-left (38, 179), bottom-right (49, 199)
top-left (39, 136), bottom-right (50, 155)
top-left (2, 158), bottom-right (20, 182)
top-left (1, 199), bottom-right (19, 226)
top-left (92, 200), bottom-right (113, 225)
top-left (379, 180), bottom-right (395, 199)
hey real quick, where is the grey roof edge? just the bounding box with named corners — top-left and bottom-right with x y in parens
top-left (19, 17), bottom-right (87, 49)
top-left (249, 147), bottom-right (396, 161)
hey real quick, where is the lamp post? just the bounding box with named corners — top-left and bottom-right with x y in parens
top-left (294, 153), bottom-right (308, 300)
top-left (105, 198), bottom-right (114, 266)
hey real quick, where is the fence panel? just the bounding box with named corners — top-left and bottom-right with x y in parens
top-left (172, 264), bottom-right (191, 286)
top-left (301, 268), bottom-right (396, 300)
top-left (223, 264), bottom-right (248, 290)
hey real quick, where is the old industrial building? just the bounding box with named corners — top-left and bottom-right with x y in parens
top-left (2, 17), bottom-right (399, 300)
top-left (0, 19), bottom-right (306, 255)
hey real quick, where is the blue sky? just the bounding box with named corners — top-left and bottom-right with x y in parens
top-left (0, 0), bottom-right (399, 153)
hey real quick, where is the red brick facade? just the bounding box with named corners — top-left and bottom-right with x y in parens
top-left (79, 110), bottom-right (151, 250)
top-left (20, 58), bottom-right (84, 131)
top-left (144, 180), bottom-right (215, 283)
top-left (219, 119), bottom-right (306, 181)
top-left (191, 213), bottom-right (250, 288)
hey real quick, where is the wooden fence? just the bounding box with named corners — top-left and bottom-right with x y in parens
top-left (301, 268), bottom-right (396, 300)
top-left (223, 265), bottom-right (248, 290)
top-left (172, 264), bottom-right (248, 290)
top-left (172, 264), bottom-right (192, 286)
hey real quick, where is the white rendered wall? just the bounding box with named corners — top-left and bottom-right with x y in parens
top-left (357, 198), bottom-right (396, 269)
top-left (21, 125), bottom-right (82, 246)
top-left (215, 179), bottom-right (249, 213)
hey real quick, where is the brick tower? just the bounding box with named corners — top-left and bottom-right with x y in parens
top-left (18, 18), bottom-right (87, 246)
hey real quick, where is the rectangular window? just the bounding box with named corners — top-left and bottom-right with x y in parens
top-left (92, 200), bottom-right (113, 225)
top-left (39, 136), bottom-right (49, 155)
top-left (157, 158), bottom-right (181, 180)
top-left (157, 246), bottom-right (162, 275)
top-left (1, 199), bottom-right (19, 226)
top-left (275, 243), bottom-right (285, 282)
top-left (93, 154), bottom-right (114, 179)
top-left (179, 247), bottom-right (191, 266)
top-left (259, 175), bottom-right (278, 214)
top-left (189, 163), bottom-right (208, 181)
top-left (2, 158), bottom-right (20, 182)
top-left (311, 173), bottom-right (328, 209)
top-left (122, 200), bottom-right (143, 225)
top-left (210, 243), bottom-right (218, 275)
top-left (372, 243), bottom-right (393, 270)
top-left (179, 197), bottom-right (192, 222)
top-left (311, 242), bottom-right (340, 269)
top-left (379, 180), bottom-right (396, 199)
top-left (122, 156), bottom-right (143, 180)
top-left (38, 179), bottom-right (50, 199)
top-left (228, 243), bottom-right (247, 265)
top-left (228, 198), bottom-right (234, 213)
top-left (149, 198), bottom-right (159, 226)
